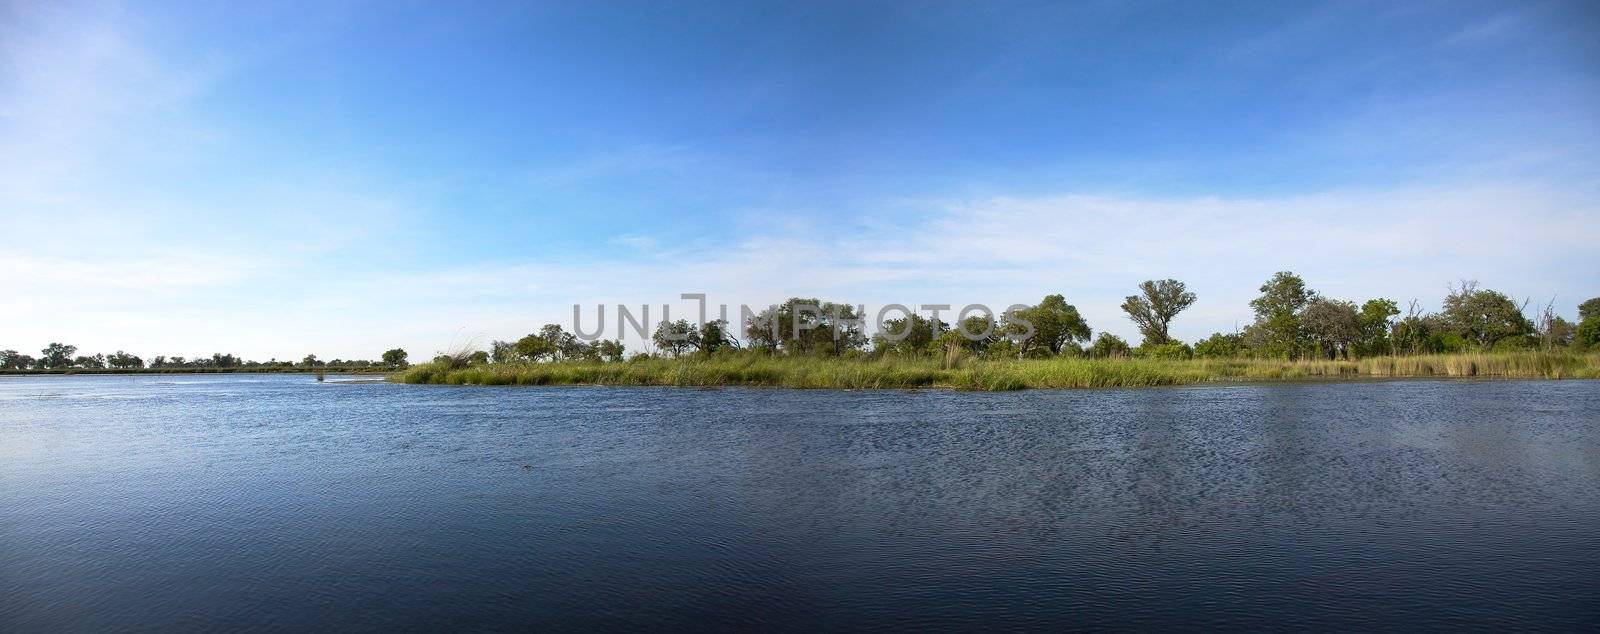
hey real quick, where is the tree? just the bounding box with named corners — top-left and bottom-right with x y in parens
top-left (382, 348), bottom-right (409, 367)
top-left (1440, 281), bottom-right (1532, 350)
top-left (1579, 297), bottom-right (1600, 322)
top-left (1120, 279), bottom-right (1196, 345)
top-left (872, 313), bottom-right (946, 356)
top-left (1576, 316), bottom-right (1600, 349)
top-left (40, 343), bottom-right (77, 369)
top-left (744, 298), bottom-right (866, 356)
top-left (71, 354), bottom-right (107, 369)
top-left (1572, 298), bottom-right (1600, 351)
top-left (107, 351), bottom-right (144, 369)
top-left (930, 328), bottom-right (972, 361)
top-left (1354, 299), bottom-right (1400, 357)
top-left (1008, 294), bottom-right (1091, 356)
top-left (1087, 332), bottom-right (1131, 358)
top-left (539, 324), bottom-right (572, 359)
top-left (819, 302), bottom-right (869, 355)
top-left (490, 340), bottom-right (516, 364)
top-left (0, 350), bottom-right (23, 369)
top-left (1193, 332), bottom-right (1246, 358)
top-left (514, 333), bottom-right (554, 362)
top-left (301, 354), bottom-right (322, 367)
top-left (953, 314), bottom-right (999, 355)
top-left (1542, 316), bottom-right (1575, 349)
top-left (697, 319), bottom-right (737, 353)
top-left (1531, 299), bottom-right (1575, 350)
top-left (1249, 272), bottom-right (1315, 360)
top-left (744, 304), bottom-right (784, 352)
top-left (6, 353), bottom-right (37, 369)
top-left (594, 339), bottom-right (626, 362)
top-left (533, 323), bottom-right (591, 361)
top-left (651, 319), bottom-right (698, 357)
top-left (1302, 298), bottom-right (1360, 360)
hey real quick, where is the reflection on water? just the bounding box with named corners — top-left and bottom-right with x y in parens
top-left (2, 375), bottom-right (1597, 630)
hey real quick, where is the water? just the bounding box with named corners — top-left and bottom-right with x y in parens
top-left (2, 375), bottom-right (1597, 631)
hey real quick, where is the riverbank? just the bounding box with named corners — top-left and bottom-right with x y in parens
top-left (390, 351), bottom-right (1600, 390)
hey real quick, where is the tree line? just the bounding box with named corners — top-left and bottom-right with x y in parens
top-left (11, 272), bottom-right (1597, 371)
top-left (479, 273), bottom-right (1597, 364)
top-left (0, 347), bottom-right (412, 371)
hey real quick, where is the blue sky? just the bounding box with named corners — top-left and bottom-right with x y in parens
top-left (3, 0), bottom-right (1598, 359)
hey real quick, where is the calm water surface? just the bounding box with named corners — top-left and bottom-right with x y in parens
top-left (2, 375), bottom-right (1597, 631)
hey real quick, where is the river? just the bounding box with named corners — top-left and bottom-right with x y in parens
top-left (2, 375), bottom-right (1596, 630)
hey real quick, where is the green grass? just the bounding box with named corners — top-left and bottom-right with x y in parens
top-left (391, 350), bottom-right (1600, 390)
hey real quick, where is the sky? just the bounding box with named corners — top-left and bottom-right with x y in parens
top-left (3, 0), bottom-right (1598, 360)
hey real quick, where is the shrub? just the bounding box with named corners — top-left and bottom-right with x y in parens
top-left (1087, 333), bottom-right (1131, 358)
top-left (1134, 341), bottom-right (1193, 360)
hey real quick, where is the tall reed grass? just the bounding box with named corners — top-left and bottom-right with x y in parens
top-left (392, 351), bottom-right (1599, 390)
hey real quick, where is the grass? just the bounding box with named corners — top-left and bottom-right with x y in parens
top-left (391, 350), bottom-right (1600, 390)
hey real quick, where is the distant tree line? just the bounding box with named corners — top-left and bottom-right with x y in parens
top-left (481, 326), bottom-right (627, 366)
top-left (0, 346), bottom-right (411, 371)
top-left (11, 274), bottom-right (1596, 371)
top-left (452, 275), bottom-right (1597, 367)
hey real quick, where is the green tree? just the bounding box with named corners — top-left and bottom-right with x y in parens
top-left (301, 354), bottom-right (322, 367)
top-left (819, 302), bottom-right (869, 355)
top-left (1542, 316), bottom-right (1575, 348)
top-left (651, 319), bottom-right (698, 357)
top-left (1120, 279), bottom-right (1197, 345)
top-left (1193, 332), bottom-right (1246, 358)
top-left (951, 314), bottom-right (999, 354)
top-left (514, 333), bottom-right (554, 362)
top-left (106, 351), bottom-right (144, 369)
top-left (1249, 271), bottom-right (1315, 360)
top-left (1009, 294), bottom-right (1092, 356)
top-left (1087, 332), bottom-right (1131, 358)
top-left (1302, 298), bottom-right (1360, 360)
top-left (382, 348), bottom-right (409, 367)
top-left (1579, 297), bottom-right (1600, 322)
top-left (489, 340), bottom-right (515, 363)
top-left (696, 319), bottom-right (737, 353)
top-left (1575, 316), bottom-right (1600, 349)
top-left (744, 298), bottom-right (866, 356)
top-left (743, 304), bottom-right (785, 352)
top-left (872, 313), bottom-right (946, 356)
top-left (535, 324), bottom-right (585, 360)
top-left (593, 339), bottom-right (626, 362)
top-left (1353, 298), bottom-right (1400, 357)
top-left (6, 353), bottom-right (37, 369)
top-left (1572, 298), bottom-right (1600, 351)
top-left (1440, 281), bottom-right (1532, 350)
top-left (40, 343), bottom-right (77, 369)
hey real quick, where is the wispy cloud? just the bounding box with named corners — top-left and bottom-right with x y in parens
top-left (221, 183), bottom-right (1592, 357)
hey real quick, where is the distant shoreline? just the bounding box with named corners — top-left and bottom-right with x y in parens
top-left (0, 367), bottom-right (391, 376)
top-left (389, 351), bottom-right (1600, 391)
